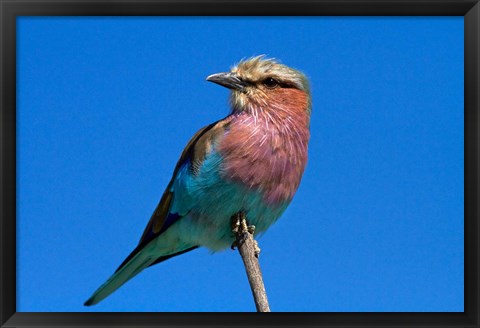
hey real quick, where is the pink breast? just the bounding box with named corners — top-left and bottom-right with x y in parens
top-left (217, 110), bottom-right (310, 206)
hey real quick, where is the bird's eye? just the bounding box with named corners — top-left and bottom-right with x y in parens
top-left (263, 77), bottom-right (279, 88)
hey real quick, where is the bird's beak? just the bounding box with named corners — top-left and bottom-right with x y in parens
top-left (206, 72), bottom-right (247, 91)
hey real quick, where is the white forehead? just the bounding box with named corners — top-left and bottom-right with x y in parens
top-left (231, 56), bottom-right (309, 92)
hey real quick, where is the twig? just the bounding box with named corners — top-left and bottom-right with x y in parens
top-left (231, 212), bottom-right (271, 312)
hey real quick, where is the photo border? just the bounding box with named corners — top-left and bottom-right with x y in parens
top-left (1, 0), bottom-right (478, 327)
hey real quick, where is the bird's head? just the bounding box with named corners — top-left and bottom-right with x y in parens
top-left (206, 56), bottom-right (311, 116)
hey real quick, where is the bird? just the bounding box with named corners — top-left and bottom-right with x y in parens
top-left (84, 55), bottom-right (311, 306)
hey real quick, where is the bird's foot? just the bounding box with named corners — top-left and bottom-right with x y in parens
top-left (230, 240), bottom-right (238, 250)
top-left (231, 215), bottom-right (241, 250)
top-left (230, 211), bottom-right (257, 253)
top-left (231, 216), bottom-right (241, 234)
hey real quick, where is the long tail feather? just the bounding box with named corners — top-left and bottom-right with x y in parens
top-left (84, 246), bottom-right (155, 306)
top-left (84, 244), bottom-right (199, 306)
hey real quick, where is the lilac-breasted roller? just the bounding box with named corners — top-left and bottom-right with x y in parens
top-left (84, 56), bottom-right (311, 306)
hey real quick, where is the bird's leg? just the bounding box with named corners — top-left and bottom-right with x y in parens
top-left (231, 211), bottom-right (249, 250)
top-left (230, 219), bottom-right (240, 250)
top-left (230, 212), bottom-right (260, 257)
top-left (230, 212), bottom-right (243, 250)
top-left (231, 215), bottom-right (241, 234)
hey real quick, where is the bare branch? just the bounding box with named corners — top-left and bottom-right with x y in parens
top-left (231, 212), bottom-right (271, 312)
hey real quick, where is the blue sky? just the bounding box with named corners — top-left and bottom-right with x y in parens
top-left (17, 17), bottom-right (464, 312)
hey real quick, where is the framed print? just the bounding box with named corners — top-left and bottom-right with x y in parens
top-left (1, 0), bottom-right (478, 327)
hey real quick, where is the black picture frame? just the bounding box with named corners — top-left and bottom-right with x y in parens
top-left (1, 0), bottom-right (478, 327)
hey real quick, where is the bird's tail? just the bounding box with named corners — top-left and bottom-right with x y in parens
top-left (84, 243), bottom-right (157, 306)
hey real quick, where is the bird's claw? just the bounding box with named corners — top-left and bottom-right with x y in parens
top-left (230, 212), bottom-right (258, 254)
top-left (231, 217), bottom-right (241, 234)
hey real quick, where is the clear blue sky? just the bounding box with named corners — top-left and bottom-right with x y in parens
top-left (17, 17), bottom-right (464, 312)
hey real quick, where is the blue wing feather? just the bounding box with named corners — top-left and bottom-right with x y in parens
top-left (114, 119), bottom-right (227, 273)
